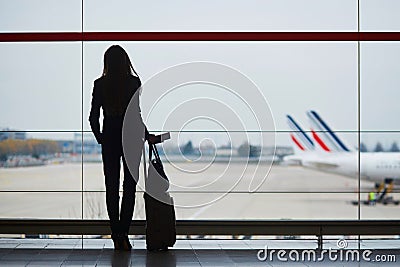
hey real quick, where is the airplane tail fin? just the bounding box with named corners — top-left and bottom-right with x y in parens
top-left (287, 115), bottom-right (315, 151)
top-left (307, 110), bottom-right (351, 152)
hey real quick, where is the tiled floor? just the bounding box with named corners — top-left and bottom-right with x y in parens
top-left (0, 238), bottom-right (399, 266)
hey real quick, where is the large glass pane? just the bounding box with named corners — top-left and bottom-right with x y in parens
top-left (361, 0), bottom-right (400, 31)
top-left (360, 43), bottom-right (400, 219)
top-left (0, 131), bottom-right (81, 191)
top-left (83, 131), bottom-right (360, 194)
top-left (84, 0), bottom-right (357, 32)
top-left (0, 43), bottom-right (82, 131)
top-left (0, 192), bottom-right (81, 219)
top-left (83, 42), bottom-right (358, 132)
top-left (361, 42), bottom-right (400, 131)
top-left (83, 129), bottom-right (361, 219)
top-left (159, 132), bottom-right (358, 193)
top-left (360, 131), bottom-right (400, 220)
top-left (0, 0), bottom-right (81, 33)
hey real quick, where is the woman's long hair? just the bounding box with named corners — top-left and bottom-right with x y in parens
top-left (102, 45), bottom-right (139, 115)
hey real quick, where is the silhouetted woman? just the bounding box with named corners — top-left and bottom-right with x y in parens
top-left (89, 45), bottom-right (155, 250)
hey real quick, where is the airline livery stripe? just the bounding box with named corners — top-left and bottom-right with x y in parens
top-left (287, 115), bottom-right (314, 149)
top-left (307, 112), bottom-right (339, 151)
top-left (309, 111), bottom-right (350, 152)
top-left (290, 134), bottom-right (305, 151)
top-left (287, 121), bottom-right (313, 150)
top-left (311, 130), bottom-right (331, 152)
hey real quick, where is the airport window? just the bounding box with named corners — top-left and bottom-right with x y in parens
top-left (0, 0), bottom-right (81, 32)
top-left (1, 1), bottom-right (400, 224)
top-left (83, 0), bottom-right (357, 32)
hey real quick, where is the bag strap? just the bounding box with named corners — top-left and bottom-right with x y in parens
top-left (148, 143), bottom-right (162, 164)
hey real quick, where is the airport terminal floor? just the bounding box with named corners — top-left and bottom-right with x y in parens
top-left (1, 238), bottom-right (400, 266)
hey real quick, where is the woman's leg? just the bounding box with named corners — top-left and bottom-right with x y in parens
top-left (119, 155), bottom-right (138, 235)
top-left (102, 144), bottom-right (122, 235)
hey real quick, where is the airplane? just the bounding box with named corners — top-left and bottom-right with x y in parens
top-left (284, 111), bottom-right (400, 204)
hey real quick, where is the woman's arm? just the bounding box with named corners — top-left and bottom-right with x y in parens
top-left (89, 81), bottom-right (103, 144)
top-left (145, 128), bottom-right (159, 144)
top-left (134, 77), bottom-right (156, 143)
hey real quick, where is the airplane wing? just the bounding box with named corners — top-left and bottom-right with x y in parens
top-left (305, 161), bottom-right (339, 169)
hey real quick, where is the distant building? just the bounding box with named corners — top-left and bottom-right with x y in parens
top-left (73, 133), bottom-right (101, 154)
top-left (56, 140), bottom-right (74, 153)
top-left (0, 129), bottom-right (26, 141)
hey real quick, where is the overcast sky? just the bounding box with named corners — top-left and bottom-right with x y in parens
top-left (1, 0), bottom-right (400, 148)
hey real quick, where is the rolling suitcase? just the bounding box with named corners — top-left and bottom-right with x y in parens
top-left (143, 143), bottom-right (176, 251)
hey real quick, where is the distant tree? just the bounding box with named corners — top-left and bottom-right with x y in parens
top-left (249, 145), bottom-right (261, 158)
top-left (238, 142), bottom-right (250, 157)
top-left (181, 141), bottom-right (194, 155)
top-left (0, 154), bottom-right (7, 161)
top-left (237, 142), bottom-right (261, 158)
top-left (390, 142), bottom-right (400, 152)
top-left (0, 139), bottom-right (60, 159)
top-left (359, 142), bottom-right (368, 152)
top-left (374, 142), bottom-right (384, 152)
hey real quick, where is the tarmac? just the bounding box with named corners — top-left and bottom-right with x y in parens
top-left (0, 163), bottom-right (398, 220)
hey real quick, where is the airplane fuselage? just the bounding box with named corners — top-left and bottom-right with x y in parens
top-left (284, 152), bottom-right (400, 183)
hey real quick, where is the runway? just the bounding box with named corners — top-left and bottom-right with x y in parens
top-left (0, 162), bottom-right (398, 220)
